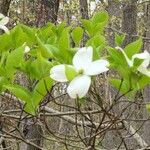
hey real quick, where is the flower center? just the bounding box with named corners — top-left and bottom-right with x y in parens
top-left (78, 69), bottom-right (84, 75)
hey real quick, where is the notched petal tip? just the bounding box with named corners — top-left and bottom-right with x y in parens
top-left (73, 46), bottom-right (93, 71)
top-left (0, 25), bottom-right (10, 34)
top-left (67, 75), bottom-right (91, 99)
top-left (85, 59), bottom-right (110, 76)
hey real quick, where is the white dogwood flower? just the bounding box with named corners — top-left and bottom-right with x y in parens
top-left (0, 13), bottom-right (9, 34)
top-left (24, 46), bottom-right (30, 53)
top-left (116, 46), bottom-right (150, 77)
top-left (50, 46), bottom-right (109, 99)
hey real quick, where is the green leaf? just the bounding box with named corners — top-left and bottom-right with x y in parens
top-left (31, 54), bottom-right (52, 79)
top-left (10, 25), bottom-right (27, 48)
top-left (57, 22), bottom-right (66, 36)
top-left (65, 65), bottom-right (77, 81)
top-left (115, 33), bottom-right (125, 46)
top-left (58, 28), bottom-right (73, 63)
top-left (132, 58), bottom-right (144, 70)
top-left (107, 47), bottom-right (127, 66)
top-left (81, 19), bottom-right (93, 36)
top-left (92, 11), bottom-right (109, 26)
top-left (4, 84), bottom-right (33, 115)
top-left (47, 45), bottom-right (64, 63)
top-left (5, 45), bottom-right (25, 78)
top-left (72, 27), bottom-right (83, 46)
top-left (146, 104), bottom-right (150, 112)
top-left (36, 35), bottom-right (53, 58)
top-left (0, 77), bottom-right (9, 92)
top-left (38, 23), bottom-right (56, 43)
top-left (86, 34), bottom-right (106, 48)
top-left (32, 77), bottom-right (53, 107)
top-left (137, 75), bottom-right (150, 89)
top-left (0, 33), bottom-right (12, 52)
top-left (4, 84), bottom-right (31, 103)
top-left (93, 22), bottom-right (106, 35)
top-left (110, 78), bottom-right (126, 92)
top-left (20, 24), bottom-right (37, 45)
top-left (46, 30), bottom-right (57, 45)
top-left (109, 78), bottom-right (134, 98)
top-left (59, 28), bottom-right (70, 50)
top-left (124, 38), bottom-right (143, 59)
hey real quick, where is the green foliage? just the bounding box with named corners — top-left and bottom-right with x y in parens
top-left (58, 27), bottom-right (73, 63)
top-left (65, 65), bottom-right (77, 81)
top-left (32, 77), bottom-right (53, 108)
top-left (4, 84), bottom-right (35, 114)
top-left (0, 10), bottom-right (149, 115)
top-left (146, 104), bottom-right (150, 112)
top-left (124, 38), bottom-right (143, 59)
top-left (4, 77), bottom-right (53, 115)
top-left (107, 47), bottom-right (130, 78)
top-left (36, 35), bottom-right (53, 58)
top-left (108, 41), bottom-right (150, 99)
top-left (115, 33), bottom-right (125, 46)
top-left (109, 78), bottom-right (131, 95)
top-left (30, 54), bottom-right (53, 79)
top-left (72, 27), bottom-right (83, 46)
top-left (5, 45), bottom-right (25, 78)
top-left (82, 11), bottom-right (109, 37)
top-left (92, 11), bottom-right (108, 24)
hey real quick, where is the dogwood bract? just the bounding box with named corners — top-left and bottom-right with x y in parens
top-left (50, 46), bottom-right (109, 99)
top-left (116, 46), bottom-right (150, 77)
top-left (0, 13), bottom-right (9, 34)
top-left (24, 46), bottom-right (30, 53)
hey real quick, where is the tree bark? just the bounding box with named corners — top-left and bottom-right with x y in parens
top-left (103, 1), bottom-right (139, 149)
top-left (79, 0), bottom-right (89, 19)
top-left (79, 0), bottom-right (89, 46)
top-left (122, 0), bottom-right (137, 46)
top-left (0, 1), bottom-right (11, 149)
top-left (15, 73), bottom-right (43, 150)
top-left (36, 0), bottom-right (60, 26)
top-left (143, 3), bottom-right (150, 144)
top-left (0, 0), bottom-right (11, 15)
top-left (103, 1), bottom-right (122, 148)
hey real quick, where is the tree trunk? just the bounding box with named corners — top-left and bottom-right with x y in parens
top-left (104, 1), bottom-right (139, 149)
top-left (0, 1), bottom-right (11, 149)
top-left (79, 0), bottom-right (89, 46)
top-left (79, 0), bottom-right (89, 19)
top-left (143, 3), bottom-right (150, 144)
top-left (36, 0), bottom-right (60, 26)
top-left (15, 73), bottom-right (43, 150)
top-left (103, 1), bottom-right (122, 148)
top-left (0, 0), bottom-right (11, 15)
top-left (120, 1), bottom-right (146, 149)
top-left (122, 0), bottom-right (137, 46)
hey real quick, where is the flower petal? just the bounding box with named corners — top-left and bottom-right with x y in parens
top-left (85, 59), bottom-right (109, 76)
top-left (0, 25), bottom-right (10, 34)
top-left (138, 67), bottom-right (150, 77)
top-left (24, 46), bottom-right (30, 53)
top-left (50, 65), bottom-right (68, 82)
top-left (0, 16), bottom-right (9, 25)
top-left (0, 13), bottom-right (5, 19)
top-left (73, 46), bottom-right (93, 71)
top-left (67, 75), bottom-right (91, 99)
top-left (132, 50), bottom-right (150, 68)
